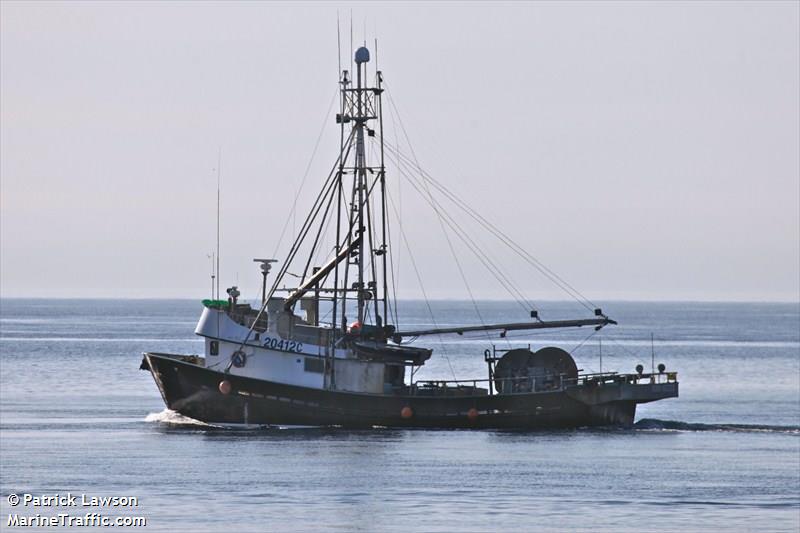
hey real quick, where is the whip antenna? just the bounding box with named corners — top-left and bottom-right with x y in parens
top-left (216, 148), bottom-right (221, 300)
top-left (337, 12), bottom-right (342, 77)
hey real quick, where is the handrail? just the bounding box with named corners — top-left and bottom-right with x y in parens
top-left (413, 371), bottom-right (678, 394)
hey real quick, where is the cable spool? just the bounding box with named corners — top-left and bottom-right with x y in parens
top-left (494, 347), bottom-right (577, 393)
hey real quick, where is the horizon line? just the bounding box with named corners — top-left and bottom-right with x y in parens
top-left (1, 295), bottom-right (798, 305)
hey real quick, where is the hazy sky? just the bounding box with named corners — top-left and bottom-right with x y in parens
top-left (1, 1), bottom-right (798, 302)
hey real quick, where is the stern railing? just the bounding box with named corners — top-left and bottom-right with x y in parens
top-left (411, 370), bottom-right (678, 397)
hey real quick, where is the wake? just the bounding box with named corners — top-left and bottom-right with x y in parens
top-left (634, 418), bottom-right (799, 434)
top-left (143, 410), bottom-right (799, 434)
top-left (144, 409), bottom-right (210, 427)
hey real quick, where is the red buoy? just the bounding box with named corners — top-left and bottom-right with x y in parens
top-left (218, 380), bottom-right (232, 395)
top-left (467, 408), bottom-right (479, 422)
top-left (400, 406), bottom-right (413, 419)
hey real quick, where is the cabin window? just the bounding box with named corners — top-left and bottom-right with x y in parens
top-left (304, 357), bottom-right (324, 374)
top-left (210, 341), bottom-right (219, 356)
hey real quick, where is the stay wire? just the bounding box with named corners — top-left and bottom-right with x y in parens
top-left (382, 86), bottom-right (597, 314)
top-left (375, 137), bottom-right (514, 345)
top-left (377, 105), bottom-right (534, 312)
top-left (569, 328), bottom-right (601, 355)
top-left (375, 118), bottom-right (495, 346)
top-left (382, 91), bottom-right (535, 313)
top-left (383, 139), bottom-right (534, 315)
top-left (271, 89), bottom-right (339, 259)
top-left (386, 192), bottom-right (458, 382)
top-left (223, 129), bottom-right (357, 370)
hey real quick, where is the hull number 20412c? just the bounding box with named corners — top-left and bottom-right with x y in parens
top-left (263, 337), bottom-right (304, 353)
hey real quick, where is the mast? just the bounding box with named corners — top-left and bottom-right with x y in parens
top-left (332, 67), bottom-right (348, 339)
top-left (259, 44), bottom-right (617, 355)
top-left (338, 45), bottom-right (382, 335)
top-left (268, 47), bottom-right (403, 347)
top-left (215, 150), bottom-right (221, 301)
top-left (355, 47), bottom-right (367, 327)
top-left (377, 69), bottom-right (388, 326)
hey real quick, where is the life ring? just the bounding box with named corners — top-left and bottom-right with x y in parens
top-left (231, 350), bottom-right (247, 368)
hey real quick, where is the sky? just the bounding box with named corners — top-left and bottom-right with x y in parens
top-left (1, 1), bottom-right (798, 302)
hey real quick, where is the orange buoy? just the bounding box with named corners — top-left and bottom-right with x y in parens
top-left (400, 406), bottom-right (413, 419)
top-left (467, 408), bottom-right (479, 421)
top-left (218, 380), bottom-right (232, 395)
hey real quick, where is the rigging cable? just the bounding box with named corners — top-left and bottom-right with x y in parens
top-left (271, 89), bottom-right (339, 260)
top-left (373, 118), bottom-right (496, 347)
top-left (382, 93), bottom-right (535, 315)
top-left (223, 129), bottom-right (357, 369)
top-left (382, 85), bottom-right (598, 314)
top-left (297, 171), bottom-right (341, 288)
top-left (569, 328), bottom-right (601, 356)
top-left (377, 141), bottom-right (515, 351)
top-left (276, 140), bottom-right (353, 293)
top-left (383, 138), bottom-right (535, 316)
top-left (397, 143), bottom-right (595, 312)
top-left (386, 192), bottom-right (458, 382)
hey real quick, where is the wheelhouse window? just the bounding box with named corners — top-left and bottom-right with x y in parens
top-left (210, 341), bottom-right (219, 356)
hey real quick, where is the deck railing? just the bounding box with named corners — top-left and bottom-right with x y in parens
top-left (412, 370), bottom-right (678, 396)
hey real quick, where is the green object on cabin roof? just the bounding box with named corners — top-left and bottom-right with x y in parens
top-left (202, 299), bottom-right (229, 308)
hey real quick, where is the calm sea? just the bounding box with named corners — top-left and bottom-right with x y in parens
top-left (1, 299), bottom-right (798, 532)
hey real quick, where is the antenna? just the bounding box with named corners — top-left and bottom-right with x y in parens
top-left (208, 252), bottom-right (216, 299)
top-left (216, 149), bottom-right (221, 301)
top-left (350, 9), bottom-right (353, 74)
top-left (337, 12), bottom-right (342, 76)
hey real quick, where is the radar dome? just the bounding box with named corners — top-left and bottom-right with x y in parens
top-left (355, 46), bottom-right (370, 64)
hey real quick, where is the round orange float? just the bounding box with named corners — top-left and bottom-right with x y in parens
top-left (467, 408), bottom-right (479, 421)
top-left (400, 406), bottom-right (413, 419)
top-left (218, 380), bottom-right (232, 395)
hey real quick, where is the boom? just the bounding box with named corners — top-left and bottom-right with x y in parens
top-left (393, 317), bottom-right (617, 341)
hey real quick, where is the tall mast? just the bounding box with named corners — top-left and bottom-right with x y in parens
top-left (332, 66), bottom-right (348, 339)
top-left (355, 47), bottom-right (367, 327)
top-left (329, 46), bottom-right (383, 335)
top-left (377, 69), bottom-right (388, 326)
top-left (216, 149), bottom-right (221, 301)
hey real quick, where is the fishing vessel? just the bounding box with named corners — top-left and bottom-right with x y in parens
top-left (141, 46), bottom-right (678, 429)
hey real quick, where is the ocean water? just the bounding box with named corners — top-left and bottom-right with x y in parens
top-left (0, 299), bottom-right (798, 532)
